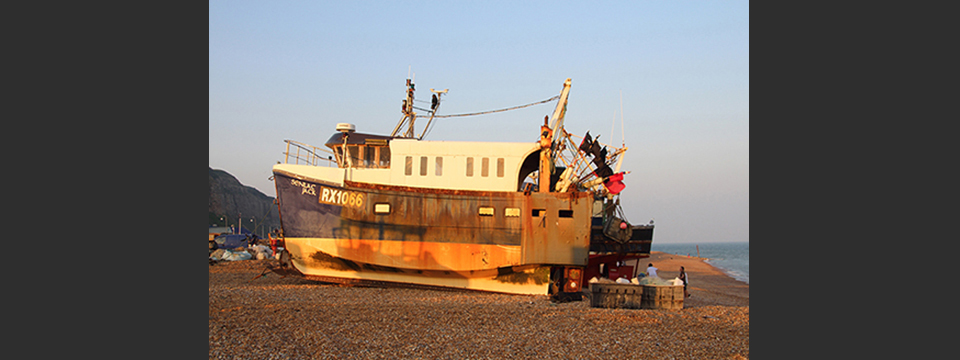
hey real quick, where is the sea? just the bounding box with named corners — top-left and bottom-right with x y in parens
top-left (651, 242), bottom-right (749, 284)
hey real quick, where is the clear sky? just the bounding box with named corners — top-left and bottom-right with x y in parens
top-left (209, 1), bottom-right (749, 244)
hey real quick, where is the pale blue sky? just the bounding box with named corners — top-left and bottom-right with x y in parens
top-left (209, 1), bottom-right (749, 244)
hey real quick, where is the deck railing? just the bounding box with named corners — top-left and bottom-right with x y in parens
top-left (283, 140), bottom-right (337, 166)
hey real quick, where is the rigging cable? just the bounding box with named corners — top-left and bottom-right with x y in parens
top-left (416, 95), bottom-right (560, 119)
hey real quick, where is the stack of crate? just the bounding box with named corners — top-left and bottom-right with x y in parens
top-left (589, 283), bottom-right (684, 310)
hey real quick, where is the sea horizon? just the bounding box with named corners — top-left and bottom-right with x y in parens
top-left (652, 241), bottom-right (749, 284)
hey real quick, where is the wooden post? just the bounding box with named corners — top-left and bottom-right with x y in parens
top-left (696, 245), bottom-right (700, 258)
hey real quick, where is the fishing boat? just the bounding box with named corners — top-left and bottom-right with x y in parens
top-left (271, 78), bottom-right (653, 299)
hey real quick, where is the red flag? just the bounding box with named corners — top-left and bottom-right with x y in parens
top-left (603, 172), bottom-right (626, 194)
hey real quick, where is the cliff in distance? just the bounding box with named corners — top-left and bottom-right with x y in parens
top-left (209, 167), bottom-right (280, 237)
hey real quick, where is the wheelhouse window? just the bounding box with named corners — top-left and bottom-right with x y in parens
top-left (364, 147), bottom-right (376, 167)
top-left (420, 156), bottom-right (428, 176)
top-left (337, 144), bottom-right (391, 169)
top-left (347, 146), bottom-right (361, 166)
top-left (466, 157), bottom-right (474, 177)
top-left (497, 158), bottom-right (504, 177)
top-left (405, 156), bottom-right (413, 175)
top-left (378, 147), bottom-right (391, 167)
top-left (481, 157), bottom-right (489, 177)
top-left (435, 157), bottom-right (443, 176)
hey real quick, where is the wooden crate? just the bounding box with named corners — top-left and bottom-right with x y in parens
top-left (589, 283), bottom-right (684, 310)
top-left (590, 283), bottom-right (643, 309)
top-left (640, 285), bottom-right (684, 310)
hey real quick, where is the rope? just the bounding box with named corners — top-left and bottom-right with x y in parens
top-left (418, 95), bottom-right (560, 119)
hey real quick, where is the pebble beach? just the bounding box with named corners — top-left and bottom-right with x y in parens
top-left (209, 251), bottom-right (749, 359)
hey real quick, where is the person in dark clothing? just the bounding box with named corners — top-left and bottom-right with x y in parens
top-left (679, 266), bottom-right (690, 298)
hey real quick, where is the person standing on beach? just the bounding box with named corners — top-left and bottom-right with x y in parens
top-left (646, 263), bottom-right (658, 278)
top-left (679, 266), bottom-right (690, 298)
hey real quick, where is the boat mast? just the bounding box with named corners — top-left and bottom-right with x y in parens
top-left (549, 78), bottom-right (573, 144)
top-left (539, 78), bottom-right (572, 192)
top-left (391, 78), bottom-right (418, 138)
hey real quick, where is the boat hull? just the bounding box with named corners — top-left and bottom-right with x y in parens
top-left (272, 169), bottom-right (592, 295)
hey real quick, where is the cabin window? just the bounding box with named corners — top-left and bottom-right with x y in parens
top-left (374, 203), bottom-right (391, 214)
top-left (504, 208), bottom-right (520, 217)
top-left (559, 210), bottom-right (574, 218)
top-left (378, 147), bottom-right (391, 167)
top-left (405, 156), bottom-right (413, 176)
top-left (348, 146), bottom-right (361, 167)
top-left (435, 157), bottom-right (443, 176)
top-left (420, 156), bottom-right (428, 176)
top-left (479, 207), bottom-right (494, 216)
top-left (532, 209), bottom-right (545, 217)
top-left (333, 144), bottom-right (391, 169)
top-left (364, 147), bottom-right (376, 167)
top-left (497, 158), bottom-right (504, 177)
top-left (466, 157), bottom-right (474, 177)
top-left (481, 157), bottom-right (489, 177)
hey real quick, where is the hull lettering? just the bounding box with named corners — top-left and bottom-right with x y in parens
top-left (320, 187), bottom-right (364, 209)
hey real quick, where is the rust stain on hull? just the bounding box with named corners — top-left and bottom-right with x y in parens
top-left (275, 171), bottom-right (594, 294)
top-left (284, 238), bottom-right (552, 294)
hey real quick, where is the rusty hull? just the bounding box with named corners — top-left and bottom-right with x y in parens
top-left (342, 180), bottom-right (593, 269)
top-left (273, 172), bottom-right (593, 294)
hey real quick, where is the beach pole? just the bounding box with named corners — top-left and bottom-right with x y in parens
top-left (696, 245), bottom-right (700, 258)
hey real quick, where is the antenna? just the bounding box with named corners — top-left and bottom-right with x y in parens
top-left (611, 109), bottom-right (617, 146)
top-left (620, 90), bottom-right (625, 147)
top-left (614, 90), bottom-right (626, 173)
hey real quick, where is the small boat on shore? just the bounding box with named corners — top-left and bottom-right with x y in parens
top-left (271, 78), bottom-right (652, 299)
